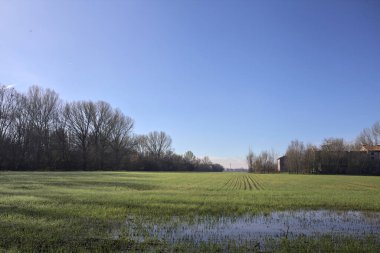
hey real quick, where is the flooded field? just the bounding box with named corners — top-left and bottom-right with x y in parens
top-left (118, 210), bottom-right (380, 246)
top-left (2, 172), bottom-right (380, 251)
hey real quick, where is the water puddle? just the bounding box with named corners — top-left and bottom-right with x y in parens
top-left (115, 210), bottom-right (380, 246)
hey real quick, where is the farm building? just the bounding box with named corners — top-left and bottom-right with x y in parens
top-left (277, 156), bottom-right (287, 172)
top-left (360, 145), bottom-right (380, 161)
top-left (276, 145), bottom-right (380, 175)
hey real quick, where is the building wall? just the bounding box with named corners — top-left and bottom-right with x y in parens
top-left (369, 151), bottom-right (380, 161)
top-left (277, 156), bottom-right (287, 172)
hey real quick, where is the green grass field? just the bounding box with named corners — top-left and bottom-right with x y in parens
top-left (0, 172), bottom-right (379, 252)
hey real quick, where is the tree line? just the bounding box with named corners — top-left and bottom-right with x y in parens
top-left (0, 85), bottom-right (223, 172)
top-left (246, 148), bottom-right (277, 173)
top-left (246, 121), bottom-right (380, 175)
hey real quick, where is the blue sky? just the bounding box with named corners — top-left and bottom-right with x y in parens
top-left (1, 0), bottom-right (379, 168)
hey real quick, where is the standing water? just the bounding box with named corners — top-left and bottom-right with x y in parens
top-left (115, 210), bottom-right (380, 246)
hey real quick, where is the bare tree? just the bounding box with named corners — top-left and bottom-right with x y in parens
top-left (23, 86), bottom-right (61, 168)
top-left (0, 86), bottom-right (19, 168)
top-left (64, 101), bottom-right (95, 169)
top-left (321, 138), bottom-right (347, 152)
top-left (246, 148), bottom-right (255, 173)
top-left (8, 92), bottom-right (28, 169)
top-left (0, 85), bottom-right (225, 172)
top-left (304, 144), bottom-right (317, 173)
top-left (201, 156), bottom-right (212, 165)
top-left (184, 151), bottom-right (196, 164)
top-left (373, 122), bottom-right (380, 143)
top-left (255, 150), bottom-right (277, 173)
top-left (49, 105), bottom-right (70, 170)
top-left (320, 138), bottom-right (348, 174)
top-left (0, 86), bottom-right (17, 141)
top-left (108, 109), bottom-right (134, 167)
top-left (134, 134), bottom-right (148, 156)
top-left (144, 131), bottom-right (172, 158)
top-left (285, 140), bottom-right (305, 174)
top-left (356, 121), bottom-right (380, 146)
top-left (246, 148), bottom-right (277, 173)
top-left (89, 101), bottom-right (114, 169)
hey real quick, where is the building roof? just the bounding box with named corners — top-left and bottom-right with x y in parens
top-left (361, 145), bottom-right (380, 152)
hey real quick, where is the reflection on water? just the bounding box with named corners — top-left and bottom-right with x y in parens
top-left (116, 210), bottom-right (380, 245)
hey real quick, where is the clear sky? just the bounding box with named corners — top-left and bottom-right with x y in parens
top-left (1, 0), bottom-right (379, 168)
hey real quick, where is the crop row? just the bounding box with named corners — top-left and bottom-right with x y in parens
top-left (223, 174), bottom-right (264, 191)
